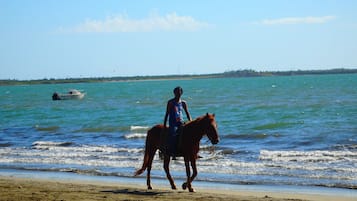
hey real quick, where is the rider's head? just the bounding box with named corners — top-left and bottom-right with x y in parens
top-left (173, 86), bottom-right (183, 97)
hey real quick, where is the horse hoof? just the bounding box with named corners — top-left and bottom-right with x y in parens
top-left (172, 185), bottom-right (177, 190)
top-left (148, 186), bottom-right (152, 190)
top-left (182, 182), bottom-right (187, 190)
top-left (189, 188), bottom-right (195, 193)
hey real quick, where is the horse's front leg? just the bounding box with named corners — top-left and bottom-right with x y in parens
top-left (190, 159), bottom-right (198, 184)
top-left (163, 155), bottom-right (177, 189)
top-left (182, 158), bottom-right (195, 192)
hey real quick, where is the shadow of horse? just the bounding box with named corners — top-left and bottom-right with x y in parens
top-left (101, 188), bottom-right (164, 196)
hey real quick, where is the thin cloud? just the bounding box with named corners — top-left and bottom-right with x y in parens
top-left (59, 12), bottom-right (210, 33)
top-left (260, 15), bottom-right (336, 25)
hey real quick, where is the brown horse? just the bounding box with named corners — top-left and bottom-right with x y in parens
top-left (134, 113), bottom-right (219, 192)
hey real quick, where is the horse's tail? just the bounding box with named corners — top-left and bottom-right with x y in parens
top-left (134, 125), bottom-right (162, 176)
top-left (134, 136), bottom-right (150, 176)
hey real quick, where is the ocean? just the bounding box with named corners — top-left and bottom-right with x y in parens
top-left (1, 74), bottom-right (356, 189)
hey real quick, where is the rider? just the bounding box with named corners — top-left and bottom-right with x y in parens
top-left (164, 86), bottom-right (192, 160)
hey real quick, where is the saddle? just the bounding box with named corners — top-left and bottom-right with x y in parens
top-left (159, 126), bottom-right (184, 158)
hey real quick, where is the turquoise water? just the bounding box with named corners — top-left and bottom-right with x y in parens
top-left (1, 74), bottom-right (357, 189)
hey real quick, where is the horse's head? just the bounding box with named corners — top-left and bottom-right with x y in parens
top-left (203, 113), bottom-right (219, 145)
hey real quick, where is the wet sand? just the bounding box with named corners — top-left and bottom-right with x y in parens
top-left (0, 176), bottom-right (355, 201)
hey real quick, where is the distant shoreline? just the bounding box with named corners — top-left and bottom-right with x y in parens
top-left (1, 68), bottom-right (356, 86)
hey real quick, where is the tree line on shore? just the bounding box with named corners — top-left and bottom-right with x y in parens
top-left (1, 68), bottom-right (356, 86)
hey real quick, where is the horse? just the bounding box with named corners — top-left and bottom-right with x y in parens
top-left (134, 113), bottom-right (219, 192)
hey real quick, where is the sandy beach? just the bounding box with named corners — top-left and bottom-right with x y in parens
top-left (0, 175), bottom-right (355, 201)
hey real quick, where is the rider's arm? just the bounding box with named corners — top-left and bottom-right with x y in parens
top-left (163, 101), bottom-right (171, 127)
top-left (182, 101), bottom-right (192, 122)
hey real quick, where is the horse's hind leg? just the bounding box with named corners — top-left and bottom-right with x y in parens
top-left (146, 149), bottom-right (156, 190)
top-left (163, 155), bottom-right (177, 189)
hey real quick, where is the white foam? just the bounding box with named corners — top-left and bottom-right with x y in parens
top-left (124, 133), bottom-right (147, 139)
top-left (259, 149), bottom-right (357, 177)
top-left (259, 150), bottom-right (357, 163)
top-left (32, 141), bottom-right (72, 147)
top-left (1, 145), bottom-right (357, 186)
top-left (130, 126), bottom-right (149, 131)
top-left (32, 143), bottom-right (143, 154)
top-left (0, 144), bottom-right (145, 169)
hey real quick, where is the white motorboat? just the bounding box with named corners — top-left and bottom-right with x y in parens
top-left (52, 89), bottom-right (85, 100)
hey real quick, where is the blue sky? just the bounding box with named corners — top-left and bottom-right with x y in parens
top-left (1, 0), bottom-right (357, 80)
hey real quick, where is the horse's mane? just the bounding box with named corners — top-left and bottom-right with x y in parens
top-left (185, 113), bottom-right (213, 127)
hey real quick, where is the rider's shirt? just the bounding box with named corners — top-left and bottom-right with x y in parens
top-left (169, 101), bottom-right (184, 127)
